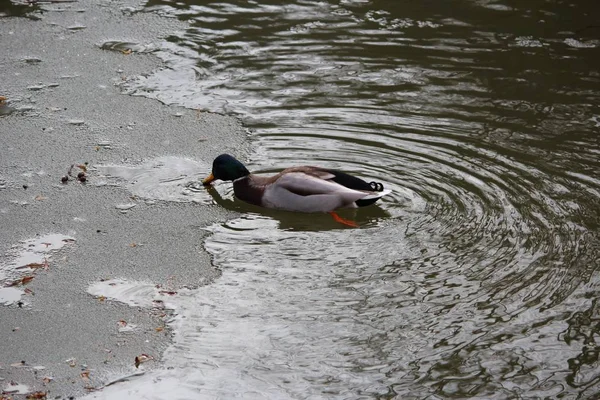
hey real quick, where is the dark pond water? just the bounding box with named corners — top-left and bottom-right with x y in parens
top-left (94, 0), bottom-right (600, 398)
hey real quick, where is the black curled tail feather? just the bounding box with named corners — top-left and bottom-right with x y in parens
top-left (327, 169), bottom-right (385, 192)
top-left (325, 169), bottom-right (386, 207)
top-left (369, 181), bottom-right (384, 192)
top-left (356, 182), bottom-right (386, 207)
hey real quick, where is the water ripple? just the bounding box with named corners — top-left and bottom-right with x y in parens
top-left (100, 0), bottom-right (600, 397)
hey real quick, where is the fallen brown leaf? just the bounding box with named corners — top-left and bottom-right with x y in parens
top-left (26, 392), bottom-right (47, 400)
top-left (80, 370), bottom-right (90, 381)
top-left (9, 276), bottom-right (34, 286)
top-left (42, 376), bottom-right (53, 384)
top-left (35, 195), bottom-right (47, 201)
top-left (155, 327), bottom-right (163, 332)
top-left (134, 354), bottom-right (154, 368)
top-left (16, 262), bottom-right (45, 270)
top-left (121, 49), bottom-right (132, 55)
top-left (22, 276), bottom-right (34, 285)
top-left (98, 296), bottom-right (106, 302)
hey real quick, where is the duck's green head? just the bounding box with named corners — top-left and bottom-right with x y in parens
top-left (202, 154), bottom-right (250, 185)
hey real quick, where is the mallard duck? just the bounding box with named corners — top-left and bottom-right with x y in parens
top-left (202, 154), bottom-right (390, 226)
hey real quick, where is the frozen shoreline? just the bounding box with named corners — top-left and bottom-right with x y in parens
top-left (0, 1), bottom-right (249, 398)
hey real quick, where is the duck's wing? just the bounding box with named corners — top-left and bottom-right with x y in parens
top-left (278, 171), bottom-right (365, 195)
top-left (320, 168), bottom-right (375, 191)
top-left (262, 170), bottom-right (372, 212)
top-left (285, 166), bottom-right (386, 192)
top-left (278, 166), bottom-right (337, 181)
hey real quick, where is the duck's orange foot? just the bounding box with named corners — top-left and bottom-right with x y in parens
top-left (329, 211), bottom-right (359, 228)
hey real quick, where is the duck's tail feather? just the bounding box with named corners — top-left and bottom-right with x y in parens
top-left (369, 181), bottom-right (385, 192)
top-left (355, 188), bottom-right (391, 207)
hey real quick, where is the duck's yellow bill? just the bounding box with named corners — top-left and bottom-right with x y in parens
top-left (202, 173), bottom-right (215, 185)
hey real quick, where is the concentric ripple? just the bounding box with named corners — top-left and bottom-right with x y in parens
top-left (101, 0), bottom-right (600, 397)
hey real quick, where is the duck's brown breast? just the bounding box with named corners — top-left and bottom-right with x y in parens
top-left (233, 176), bottom-right (266, 207)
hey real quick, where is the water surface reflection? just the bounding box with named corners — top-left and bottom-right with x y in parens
top-left (102, 0), bottom-right (600, 397)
